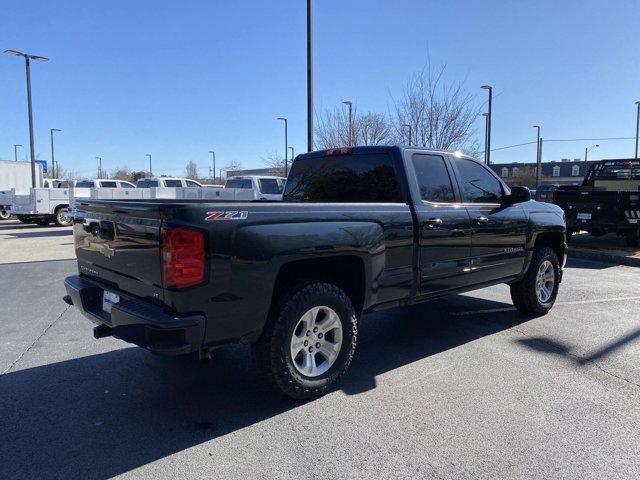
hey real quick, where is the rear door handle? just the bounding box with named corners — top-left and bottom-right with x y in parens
top-left (475, 215), bottom-right (489, 225)
top-left (424, 218), bottom-right (443, 229)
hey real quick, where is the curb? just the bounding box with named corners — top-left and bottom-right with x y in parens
top-left (569, 248), bottom-right (640, 267)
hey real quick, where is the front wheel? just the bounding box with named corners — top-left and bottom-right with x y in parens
top-left (510, 246), bottom-right (560, 316)
top-left (251, 281), bottom-right (358, 400)
top-left (54, 207), bottom-right (72, 227)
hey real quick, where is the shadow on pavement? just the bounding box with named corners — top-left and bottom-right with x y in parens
top-left (564, 257), bottom-right (617, 270)
top-left (0, 295), bottom-right (527, 479)
top-left (2, 229), bottom-right (72, 239)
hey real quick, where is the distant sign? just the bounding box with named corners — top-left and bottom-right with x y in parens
top-left (35, 160), bottom-right (47, 173)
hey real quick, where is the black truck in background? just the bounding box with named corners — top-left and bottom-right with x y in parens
top-left (548, 159), bottom-right (640, 246)
top-left (64, 146), bottom-right (567, 399)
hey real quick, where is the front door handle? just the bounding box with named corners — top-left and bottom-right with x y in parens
top-left (475, 215), bottom-right (489, 225)
top-left (424, 218), bottom-right (443, 229)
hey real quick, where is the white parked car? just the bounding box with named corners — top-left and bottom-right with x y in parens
top-left (136, 177), bottom-right (202, 188)
top-left (224, 176), bottom-right (286, 201)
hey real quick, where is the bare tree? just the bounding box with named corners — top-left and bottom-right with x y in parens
top-left (315, 106), bottom-right (393, 149)
top-left (110, 167), bottom-right (132, 181)
top-left (185, 161), bottom-right (199, 179)
top-left (224, 160), bottom-right (243, 177)
top-left (394, 63), bottom-right (480, 153)
top-left (261, 150), bottom-right (287, 175)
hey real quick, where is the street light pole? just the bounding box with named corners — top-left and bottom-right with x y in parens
top-left (289, 146), bottom-right (294, 163)
top-left (481, 85), bottom-right (493, 165)
top-left (50, 129), bottom-right (61, 178)
top-left (584, 144), bottom-right (599, 163)
top-left (277, 117), bottom-right (288, 175)
top-left (343, 100), bottom-right (353, 146)
top-left (307, 0), bottom-right (314, 152)
top-left (533, 125), bottom-right (541, 188)
top-left (14, 144), bottom-right (22, 162)
top-left (635, 101), bottom-right (640, 159)
top-left (5, 50), bottom-right (50, 187)
top-left (482, 113), bottom-right (489, 164)
top-left (145, 154), bottom-right (152, 177)
top-left (402, 124), bottom-right (412, 146)
top-left (209, 151), bottom-right (216, 183)
top-left (96, 157), bottom-right (102, 178)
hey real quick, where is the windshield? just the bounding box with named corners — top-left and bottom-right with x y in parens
top-left (259, 178), bottom-right (284, 194)
top-left (226, 179), bottom-right (253, 189)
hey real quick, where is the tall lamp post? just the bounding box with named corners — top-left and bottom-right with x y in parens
top-left (402, 124), bottom-right (412, 146)
top-left (96, 157), bottom-right (103, 178)
top-left (14, 144), bottom-right (22, 162)
top-left (342, 100), bottom-right (353, 146)
top-left (277, 117), bottom-right (288, 175)
top-left (481, 85), bottom-right (493, 165)
top-left (533, 125), bottom-right (541, 187)
top-left (5, 49), bottom-right (50, 187)
top-left (145, 154), bottom-right (152, 177)
top-left (635, 101), bottom-right (640, 159)
top-left (209, 150), bottom-right (216, 183)
top-left (288, 146), bottom-right (294, 163)
top-left (584, 144), bottom-right (599, 163)
top-left (307, 0), bottom-right (313, 152)
top-left (482, 113), bottom-right (489, 164)
top-left (50, 129), bottom-right (61, 178)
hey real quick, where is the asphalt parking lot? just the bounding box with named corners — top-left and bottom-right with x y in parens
top-left (2, 222), bottom-right (640, 479)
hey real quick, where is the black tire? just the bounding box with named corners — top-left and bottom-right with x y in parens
top-left (626, 228), bottom-right (640, 248)
top-left (251, 281), bottom-right (358, 400)
top-left (510, 246), bottom-right (560, 317)
top-left (33, 217), bottom-right (51, 226)
top-left (0, 210), bottom-right (10, 221)
top-left (54, 207), bottom-right (72, 227)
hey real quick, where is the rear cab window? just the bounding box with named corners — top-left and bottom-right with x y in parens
top-left (100, 181), bottom-right (118, 188)
top-left (283, 152), bottom-right (403, 202)
top-left (259, 178), bottom-right (284, 194)
top-left (136, 180), bottom-right (158, 188)
top-left (164, 180), bottom-right (183, 187)
top-left (75, 181), bottom-right (95, 188)
top-left (226, 179), bottom-right (253, 189)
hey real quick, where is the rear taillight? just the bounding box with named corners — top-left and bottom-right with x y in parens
top-left (161, 227), bottom-right (205, 289)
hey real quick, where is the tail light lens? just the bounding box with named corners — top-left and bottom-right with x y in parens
top-left (161, 227), bottom-right (205, 289)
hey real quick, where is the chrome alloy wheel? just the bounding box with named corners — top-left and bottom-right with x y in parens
top-left (290, 306), bottom-right (343, 377)
top-left (535, 260), bottom-right (555, 303)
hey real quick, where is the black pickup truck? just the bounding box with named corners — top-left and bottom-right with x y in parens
top-left (550, 159), bottom-right (640, 246)
top-left (64, 146), bottom-right (566, 399)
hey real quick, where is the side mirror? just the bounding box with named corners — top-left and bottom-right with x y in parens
top-left (501, 186), bottom-right (531, 206)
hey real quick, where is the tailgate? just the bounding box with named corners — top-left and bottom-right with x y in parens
top-left (553, 190), bottom-right (621, 226)
top-left (73, 200), bottom-right (165, 303)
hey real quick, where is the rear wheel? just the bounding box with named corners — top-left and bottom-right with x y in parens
top-left (252, 281), bottom-right (358, 400)
top-left (0, 210), bottom-right (10, 221)
top-left (510, 246), bottom-right (560, 316)
top-left (626, 228), bottom-right (640, 248)
top-left (54, 207), bottom-right (72, 227)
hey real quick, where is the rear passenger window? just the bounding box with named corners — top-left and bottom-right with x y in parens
top-left (412, 154), bottom-right (455, 202)
top-left (453, 158), bottom-right (503, 203)
top-left (283, 153), bottom-right (402, 203)
top-left (101, 181), bottom-right (117, 188)
top-left (164, 180), bottom-right (183, 187)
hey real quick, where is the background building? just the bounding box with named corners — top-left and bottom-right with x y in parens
top-left (490, 159), bottom-right (598, 187)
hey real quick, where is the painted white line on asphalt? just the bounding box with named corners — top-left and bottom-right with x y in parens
top-left (451, 307), bottom-right (516, 316)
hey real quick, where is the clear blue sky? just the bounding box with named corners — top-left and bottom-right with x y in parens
top-left (1, 0), bottom-right (638, 178)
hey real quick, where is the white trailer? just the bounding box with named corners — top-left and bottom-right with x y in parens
top-left (0, 160), bottom-right (44, 220)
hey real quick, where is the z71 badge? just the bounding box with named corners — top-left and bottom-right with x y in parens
top-left (205, 211), bottom-right (249, 221)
